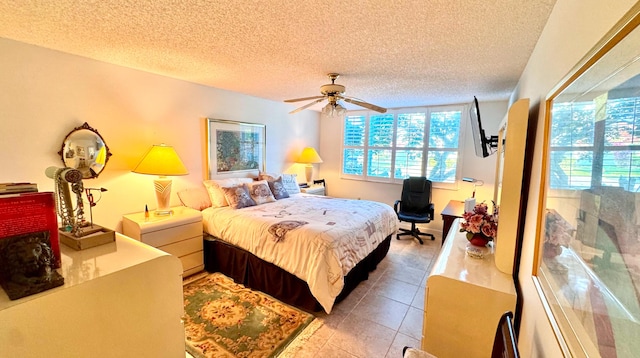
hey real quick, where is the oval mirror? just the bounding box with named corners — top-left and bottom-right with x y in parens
top-left (58, 122), bottom-right (112, 179)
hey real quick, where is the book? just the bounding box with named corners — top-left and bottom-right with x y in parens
top-left (0, 192), bottom-right (60, 267)
top-left (0, 182), bottom-right (38, 195)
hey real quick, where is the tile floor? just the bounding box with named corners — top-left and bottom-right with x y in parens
top-left (186, 223), bottom-right (442, 358)
top-left (294, 225), bottom-right (442, 358)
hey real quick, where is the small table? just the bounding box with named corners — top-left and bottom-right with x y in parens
top-left (441, 200), bottom-right (465, 244)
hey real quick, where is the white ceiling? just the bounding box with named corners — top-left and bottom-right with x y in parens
top-left (0, 0), bottom-right (556, 112)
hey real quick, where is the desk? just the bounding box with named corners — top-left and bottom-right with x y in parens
top-left (441, 200), bottom-right (464, 244)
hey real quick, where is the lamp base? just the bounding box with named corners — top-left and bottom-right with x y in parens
top-left (305, 164), bottom-right (313, 184)
top-left (154, 177), bottom-right (173, 215)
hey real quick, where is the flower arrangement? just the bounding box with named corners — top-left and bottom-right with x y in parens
top-left (460, 202), bottom-right (498, 246)
top-left (544, 209), bottom-right (573, 247)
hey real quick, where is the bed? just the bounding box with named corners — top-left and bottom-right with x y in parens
top-left (179, 175), bottom-right (398, 313)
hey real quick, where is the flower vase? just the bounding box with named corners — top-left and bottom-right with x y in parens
top-left (465, 233), bottom-right (490, 259)
top-left (468, 233), bottom-right (490, 247)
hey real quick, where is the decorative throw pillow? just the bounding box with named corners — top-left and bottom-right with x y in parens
top-left (258, 172), bottom-right (279, 181)
top-left (267, 177), bottom-right (289, 200)
top-left (281, 173), bottom-right (301, 194)
top-left (177, 187), bottom-right (212, 211)
top-left (203, 178), bottom-right (254, 207)
top-left (246, 180), bottom-right (276, 205)
top-left (220, 184), bottom-right (256, 209)
top-left (258, 172), bottom-right (300, 194)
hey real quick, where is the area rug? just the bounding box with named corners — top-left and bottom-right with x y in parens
top-left (183, 272), bottom-right (319, 358)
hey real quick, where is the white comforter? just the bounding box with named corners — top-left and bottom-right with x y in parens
top-left (202, 194), bottom-right (398, 313)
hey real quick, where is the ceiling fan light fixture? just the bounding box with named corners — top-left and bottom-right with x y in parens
top-left (322, 102), bottom-right (346, 117)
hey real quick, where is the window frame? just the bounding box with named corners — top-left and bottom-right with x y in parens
top-left (340, 104), bottom-right (466, 189)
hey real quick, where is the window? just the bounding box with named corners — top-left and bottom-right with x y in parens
top-left (550, 96), bottom-right (640, 191)
top-left (341, 105), bottom-right (464, 185)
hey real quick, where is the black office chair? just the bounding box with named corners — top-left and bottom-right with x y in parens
top-left (402, 311), bottom-right (520, 358)
top-left (394, 177), bottom-right (435, 244)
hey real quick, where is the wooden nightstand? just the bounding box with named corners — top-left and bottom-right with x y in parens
top-left (301, 185), bottom-right (325, 195)
top-left (122, 206), bottom-right (204, 277)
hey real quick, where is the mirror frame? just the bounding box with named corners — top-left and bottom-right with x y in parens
top-left (533, 5), bottom-right (640, 357)
top-left (58, 122), bottom-right (112, 179)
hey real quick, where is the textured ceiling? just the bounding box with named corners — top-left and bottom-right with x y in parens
top-left (0, 0), bottom-right (556, 111)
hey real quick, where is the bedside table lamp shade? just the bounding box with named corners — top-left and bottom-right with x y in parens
top-left (298, 147), bottom-right (323, 183)
top-left (133, 144), bottom-right (188, 215)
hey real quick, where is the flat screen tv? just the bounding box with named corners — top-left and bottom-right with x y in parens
top-left (469, 96), bottom-right (498, 157)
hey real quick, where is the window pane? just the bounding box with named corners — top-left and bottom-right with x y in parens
top-left (605, 98), bottom-right (640, 145)
top-left (343, 148), bottom-right (364, 175)
top-left (397, 113), bottom-right (425, 148)
top-left (426, 150), bottom-right (457, 183)
top-left (551, 102), bottom-right (595, 147)
top-left (345, 115), bottom-right (366, 146)
top-left (602, 150), bottom-right (640, 190)
top-left (369, 114), bottom-right (394, 147)
top-left (367, 149), bottom-right (392, 178)
top-left (550, 150), bottom-right (593, 189)
top-left (395, 150), bottom-right (423, 178)
top-left (429, 111), bottom-right (461, 149)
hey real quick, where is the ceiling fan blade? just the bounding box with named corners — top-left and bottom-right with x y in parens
top-left (284, 95), bottom-right (325, 103)
top-left (289, 98), bottom-right (326, 114)
top-left (342, 97), bottom-right (387, 113)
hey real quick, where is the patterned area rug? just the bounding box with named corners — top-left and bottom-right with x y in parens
top-left (183, 272), bottom-right (318, 358)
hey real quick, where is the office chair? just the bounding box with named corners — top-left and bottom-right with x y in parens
top-left (394, 177), bottom-right (435, 244)
top-left (403, 311), bottom-right (519, 358)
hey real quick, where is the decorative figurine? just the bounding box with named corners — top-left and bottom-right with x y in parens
top-left (0, 231), bottom-right (64, 300)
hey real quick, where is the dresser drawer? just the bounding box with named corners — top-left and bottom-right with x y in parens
top-left (157, 236), bottom-right (203, 257)
top-left (140, 222), bottom-right (201, 247)
top-left (179, 251), bottom-right (204, 273)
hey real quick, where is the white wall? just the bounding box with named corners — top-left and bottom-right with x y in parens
top-left (511, 0), bottom-right (639, 357)
top-left (0, 38), bottom-right (320, 231)
top-left (319, 100), bottom-right (508, 233)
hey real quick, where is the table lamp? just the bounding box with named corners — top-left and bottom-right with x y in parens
top-left (133, 144), bottom-right (188, 215)
top-left (297, 147), bottom-right (323, 184)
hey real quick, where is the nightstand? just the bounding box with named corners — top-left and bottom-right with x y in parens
top-left (122, 206), bottom-right (204, 277)
top-left (301, 185), bottom-right (325, 195)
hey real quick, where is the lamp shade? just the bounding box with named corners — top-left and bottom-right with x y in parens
top-left (133, 144), bottom-right (188, 176)
top-left (298, 147), bottom-right (323, 164)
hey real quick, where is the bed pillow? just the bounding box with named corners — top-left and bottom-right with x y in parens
top-left (203, 178), bottom-right (254, 207)
top-left (220, 184), bottom-right (256, 209)
top-left (281, 174), bottom-right (301, 194)
top-left (259, 172), bottom-right (300, 194)
top-left (177, 187), bottom-right (212, 211)
top-left (246, 180), bottom-right (277, 205)
top-left (267, 177), bottom-right (289, 200)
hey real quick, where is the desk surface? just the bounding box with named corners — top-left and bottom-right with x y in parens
top-left (441, 200), bottom-right (465, 217)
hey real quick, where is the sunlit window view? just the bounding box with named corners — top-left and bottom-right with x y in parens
top-left (540, 23), bottom-right (640, 356)
top-left (342, 106), bottom-right (462, 184)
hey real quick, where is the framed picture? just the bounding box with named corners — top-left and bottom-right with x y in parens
top-left (205, 118), bottom-right (266, 178)
top-left (533, 6), bottom-right (640, 357)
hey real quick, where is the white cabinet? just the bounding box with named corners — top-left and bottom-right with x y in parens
top-left (123, 206), bottom-right (204, 277)
top-left (421, 219), bottom-right (517, 358)
top-left (0, 234), bottom-right (185, 358)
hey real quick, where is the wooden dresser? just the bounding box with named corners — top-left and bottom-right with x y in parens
top-left (0, 234), bottom-right (185, 357)
top-left (422, 219), bottom-right (517, 357)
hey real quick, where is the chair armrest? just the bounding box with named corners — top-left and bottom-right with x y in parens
top-left (394, 200), bottom-right (401, 213)
top-left (428, 203), bottom-right (435, 218)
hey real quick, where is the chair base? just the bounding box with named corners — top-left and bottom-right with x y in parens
top-left (396, 223), bottom-right (435, 245)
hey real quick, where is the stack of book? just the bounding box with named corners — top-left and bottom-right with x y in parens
top-left (0, 183), bottom-right (38, 195)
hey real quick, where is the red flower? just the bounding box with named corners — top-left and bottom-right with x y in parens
top-left (460, 203), bottom-right (497, 241)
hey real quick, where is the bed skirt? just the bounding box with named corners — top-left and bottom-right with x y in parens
top-left (203, 234), bottom-right (391, 312)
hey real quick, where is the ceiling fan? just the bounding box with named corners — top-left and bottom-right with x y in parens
top-left (284, 73), bottom-right (387, 116)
